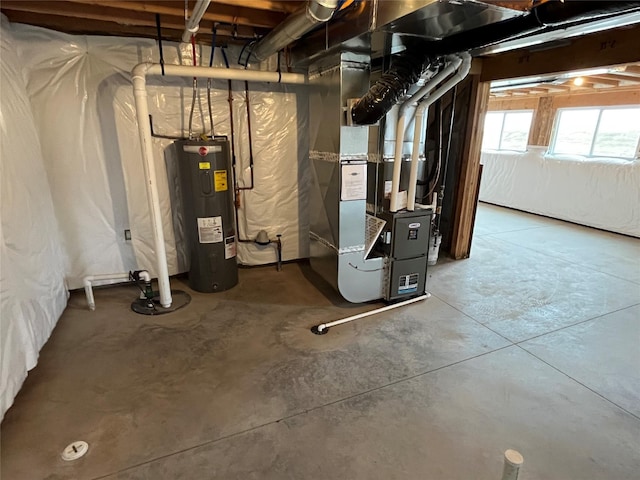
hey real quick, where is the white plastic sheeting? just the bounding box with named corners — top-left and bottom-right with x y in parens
top-left (10, 22), bottom-right (309, 290)
top-left (0, 18), bottom-right (68, 420)
top-left (479, 146), bottom-right (640, 237)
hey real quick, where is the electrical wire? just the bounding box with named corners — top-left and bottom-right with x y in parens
top-left (237, 80), bottom-right (255, 191)
top-left (155, 14), bottom-right (165, 76)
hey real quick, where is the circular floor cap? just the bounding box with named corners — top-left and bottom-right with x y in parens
top-left (504, 449), bottom-right (524, 466)
top-left (61, 441), bottom-right (89, 461)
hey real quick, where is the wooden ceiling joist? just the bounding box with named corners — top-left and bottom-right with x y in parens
top-left (209, 0), bottom-right (300, 14)
top-left (1, 9), bottom-right (252, 45)
top-left (585, 76), bottom-right (620, 87)
top-left (2, 0), bottom-right (285, 29)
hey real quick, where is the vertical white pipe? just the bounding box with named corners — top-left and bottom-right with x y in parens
top-left (182, 0), bottom-right (212, 43)
top-left (390, 113), bottom-right (407, 212)
top-left (406, 107), bottom-right (425, 211)
top-left (132, 65), bottom-right (173, 308)
top-left (406, 54), bottom-right (471, 211)
top-left (501, 450), bottom-right (524, 480)
top-left (131, 63), bottom-right (306, 309)
top-left (389, 55), bottom-right (462, 213)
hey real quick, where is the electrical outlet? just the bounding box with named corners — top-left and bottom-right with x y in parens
top-left (124, 229), bottom-right (132, 241)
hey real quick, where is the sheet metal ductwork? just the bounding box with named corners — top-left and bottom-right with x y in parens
top-left (302, 0), bottom-right (640, 304)
top-left (246, 0), bottom-right (339, 64)
top-left (348, 0), bottom-right (640, 126)
top-left (425, 0), bottom-right (640, 56)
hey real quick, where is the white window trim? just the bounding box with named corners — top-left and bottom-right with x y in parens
top-left (483, 109), bottom-right (534, 153)
top-left (549, 105), bottom-right (640, 160)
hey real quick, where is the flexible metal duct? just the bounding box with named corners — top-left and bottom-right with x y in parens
top-left (247, 0), bottom-right (339, 64)
top-left (350, 39), bottom-right (433, 125)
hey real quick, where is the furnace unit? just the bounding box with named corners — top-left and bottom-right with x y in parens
top-left (175, 138), bottom-right (238, 293)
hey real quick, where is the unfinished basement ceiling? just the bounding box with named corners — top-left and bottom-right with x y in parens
top-left (0, 1), bottom-right (542, 46)
top-left (490, 62), bottom-right (640, 97)
top-left (0, 0), bottom-right (305, 44)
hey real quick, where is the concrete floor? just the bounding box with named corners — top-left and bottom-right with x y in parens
top-left (2, 203), bottom-right (639, 480)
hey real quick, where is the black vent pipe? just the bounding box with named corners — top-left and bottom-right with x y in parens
top-left (350, 0), bottom-right (640, 126)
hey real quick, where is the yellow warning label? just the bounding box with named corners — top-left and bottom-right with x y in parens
top-left (198, 162), bottom-right (211, 170)
top-left (214, 170), bottom-right (228, 192)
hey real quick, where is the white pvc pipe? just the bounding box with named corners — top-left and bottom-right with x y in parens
top-left (407, 106), bottom-right (425, 211)
top-left (131, 63), bottom-right (306, 308)
top-left (83, 273), bottom-right (131, 311)
top-left (390, 55), bottom-right (462, 212)
top-left (407, 54), bottom-right (471, 211)
top-left (501, 450), bottom-right (524, 480)
top-left (313, 293), bottom-right (430, 333)
top-left (182, 0), bottom-right (211, 43)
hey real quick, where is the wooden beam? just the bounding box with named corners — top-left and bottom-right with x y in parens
top-left (450, 77), bottom-right (490, 259)
top-left (585, 76), bottom-right (620, 86)
top-left (1, 9), bottom-right (250, 44)
top-left (623, 65), bottom-right (640, 76)
top-left (529, 96), bottom-right (555, 146)
top-left (481, 24), bottom-right (640, 82)
top-left (212, 0), bottom-right (300, 14)
top-left (487, 97), bottom-right (538, 110)
top-left (597, 73), bottom-right (640, 84)
top-left (552, 88), bottom-right (640, 108)
top-left (63, 0), bottom-right (285, 28)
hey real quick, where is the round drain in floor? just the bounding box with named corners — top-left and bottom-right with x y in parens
top-left (61, 441), bottom-right (89, 461)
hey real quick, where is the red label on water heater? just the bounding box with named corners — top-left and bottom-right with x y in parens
top-left (198, 146), bottom-right (208, 156)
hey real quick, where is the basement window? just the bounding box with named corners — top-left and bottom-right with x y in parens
top-left (481, 110), bottom-right (533, 152)
top-left (550, 106), bottom-right (640, 159)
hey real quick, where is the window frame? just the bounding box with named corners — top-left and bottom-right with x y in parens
top-left (549, 105), bottom-right (640, 160)
top-left (482, 109), bottom-right (534, 153)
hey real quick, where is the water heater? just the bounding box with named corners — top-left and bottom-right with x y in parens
top-left (175, 138), bottom-right (238, 293)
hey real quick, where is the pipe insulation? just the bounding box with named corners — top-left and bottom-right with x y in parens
top-left (389, 55), bottom-right (463, 213)
top-left (182, 0), bottom-right (212, 43)
top-left (248, 0), bottom-right (339, 64)
top-left (131, 63), bottom-right (306, 307)
top-left (407, 53), bottom-right (471, 211)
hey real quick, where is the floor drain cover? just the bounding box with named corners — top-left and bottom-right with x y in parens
top-left (61, 441), bottom-right (89, 461)
top-left (131, 289), bottom-right (191, 315)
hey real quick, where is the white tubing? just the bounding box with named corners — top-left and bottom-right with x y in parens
top-left (132, 75), bottom-right (172, 308)
top-left (131, 63), bottom-right (306, 308)
top-left (407, 54), bottom-right (472, 211)
top-left (390, 112), bottom-right (407, 212)
top-left (407, 106), bottom-right (425, 211)
top-left (390, 55), bottom-right (462, 212)
top-left (83, 273), bottom-right (131, 311)
top-left (314, 293), bottom-right (430, 333)
top-left (182, 0), bottom-right (211, 43)
top-left (138, 270), bottom-right (151, 282)
top-left (501, 450), bottom-right (524, 480)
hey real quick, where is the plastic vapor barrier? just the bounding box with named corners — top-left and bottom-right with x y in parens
top-left (9, 22), bottom-right (309, 289)
top-left (479, 146), bottom-right (640, 237)
top-left (0, 17), bottom-right (68, 420)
